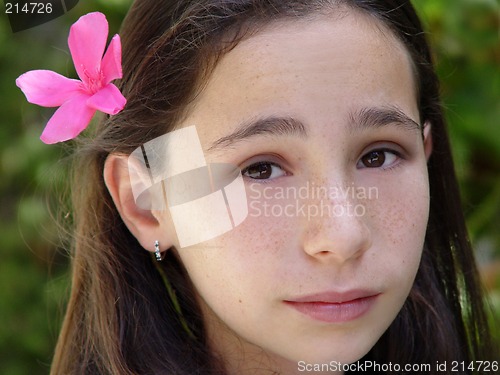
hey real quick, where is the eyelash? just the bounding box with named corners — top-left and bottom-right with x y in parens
top-left (241, 148), bottom-right (404, 182)
top-left (241, 161), bottom-right (287, 183)
top-left (356, 148), bottom-right (404, 171)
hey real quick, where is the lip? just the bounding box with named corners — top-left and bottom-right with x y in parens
top-left (284, 290), bottom-right (380, 323)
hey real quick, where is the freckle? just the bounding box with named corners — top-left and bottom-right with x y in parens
top-left (239, 299), bottom-right (242, 303)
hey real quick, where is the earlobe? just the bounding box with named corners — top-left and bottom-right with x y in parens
top-left (423, 122), bottom-right (433, 161)
top-left (103, 154), bottom-right (174, 253)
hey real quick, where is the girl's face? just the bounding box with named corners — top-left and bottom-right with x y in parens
top-left (161, 11), bottom-right (431, 374)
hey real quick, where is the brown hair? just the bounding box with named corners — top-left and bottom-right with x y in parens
top-left (51, 1), bottom-right (496, 374)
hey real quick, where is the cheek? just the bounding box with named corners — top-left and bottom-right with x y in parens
top-left (367, 167), bottom-right (430, 282)
top-left (176, 210), bottom-right (293, 308)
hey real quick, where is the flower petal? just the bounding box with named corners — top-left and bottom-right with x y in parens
top-left (40, 93), bottom-right (96, 144)
top-left (101, 34), bottom-right (123, 83)
top-left (86, 83), bottom-right (126, 115)
top-left (68, 12), bottom-right (108, 84)
top-left (16, 70), bottom-right (81, 107)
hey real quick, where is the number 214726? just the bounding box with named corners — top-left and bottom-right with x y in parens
top-left (5, 2), bottom-right (53, 14)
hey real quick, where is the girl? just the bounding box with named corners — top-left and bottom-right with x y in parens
top-left (44, 0), bottom-right (496, 373)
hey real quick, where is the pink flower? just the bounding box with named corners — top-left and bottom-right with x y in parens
top-left (16, 12), bottom-right (126, 144)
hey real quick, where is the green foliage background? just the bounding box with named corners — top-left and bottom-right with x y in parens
top-left (0, 0), bottom-right (498, 373)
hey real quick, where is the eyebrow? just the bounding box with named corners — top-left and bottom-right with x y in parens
top-left (207, 116), bottom-right (307, 152)
top-left (207, 106), bottom-right (421, 152)
top-left (348, 106), bottom-right (421, 135)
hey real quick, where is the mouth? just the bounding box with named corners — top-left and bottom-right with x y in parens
top-left (283, 290), bottom-right (380, 323)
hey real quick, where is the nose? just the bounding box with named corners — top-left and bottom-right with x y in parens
top-left (301, 184), bottom-right (372, 264)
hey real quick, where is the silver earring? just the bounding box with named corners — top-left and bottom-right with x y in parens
top-left (154, 240), bottom-right (163, 262)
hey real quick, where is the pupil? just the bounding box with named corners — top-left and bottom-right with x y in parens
top-left (247, 163), bottom-right (272, 179)
top-left (364, 151), bottom-right (385, 167)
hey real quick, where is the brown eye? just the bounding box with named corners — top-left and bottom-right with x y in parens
top-left (358, 149), bottom-right (399, 169)
top-left (361, 151), bottom-right (386, 168)
top-left (242, 162), bottom-right (286, 180)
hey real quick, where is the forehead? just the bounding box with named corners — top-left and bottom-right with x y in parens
top-left (186, 9), bottom-right (418, 140)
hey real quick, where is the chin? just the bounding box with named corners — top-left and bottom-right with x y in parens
top-left (282, 336), bottom-right (377, 368)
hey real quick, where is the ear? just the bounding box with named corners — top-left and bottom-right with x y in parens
top-left (423, 121), bottom-right (433, 161)
top-left (103, 154), bottom-right (175, 253)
